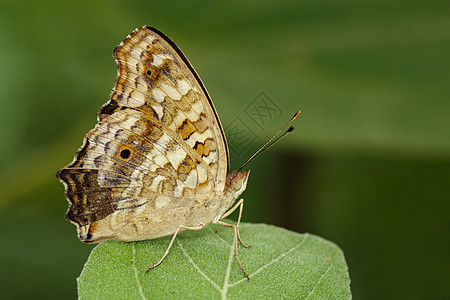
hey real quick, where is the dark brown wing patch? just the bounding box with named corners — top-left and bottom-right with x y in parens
top-left (57, 168), bottom-right (115, 226)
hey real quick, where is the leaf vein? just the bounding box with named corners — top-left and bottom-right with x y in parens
top-left (177, 240), bottom-right (222, 292)
top-left (305, 264), bottom-right (332, 299)
top-left (229, 234), bottom-right (310, 287)
top-left (221, 237), bottom-right (236, 300)
top-left (305, 246), bottom-right (338, 299)
top-left (132, 243), bottom-right (146, 300)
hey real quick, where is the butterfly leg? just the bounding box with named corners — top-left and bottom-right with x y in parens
top-left (146, 224), bottom-right (205, 272)
top-left (214, 199), bottom-right (251, 280)
top-left (219, 198), bottom-right (250, 248)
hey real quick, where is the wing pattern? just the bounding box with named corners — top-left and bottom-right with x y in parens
top-left (57, 26), bottom-right (230, 242)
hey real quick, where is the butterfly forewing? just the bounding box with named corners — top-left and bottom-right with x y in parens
top-left (106, 26), bottom-right (229, 190)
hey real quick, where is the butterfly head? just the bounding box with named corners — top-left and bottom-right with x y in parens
top-left (229, 170), bottom-right (250, 198)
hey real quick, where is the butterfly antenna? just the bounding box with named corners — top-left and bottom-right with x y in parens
top-left (237, 111), bottom-right (301, 172)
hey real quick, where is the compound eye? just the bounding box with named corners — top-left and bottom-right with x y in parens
top-left (232, 179), bottom-right (242, 192)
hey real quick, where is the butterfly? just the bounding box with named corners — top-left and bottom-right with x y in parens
top-left (57, 26), bottom-right (252, 278)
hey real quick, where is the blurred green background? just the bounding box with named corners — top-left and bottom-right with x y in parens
top-left (1, 0), bottom-right (449, 299)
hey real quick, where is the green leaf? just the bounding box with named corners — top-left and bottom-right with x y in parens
top-left (78, 222), bottom-right (351, 299)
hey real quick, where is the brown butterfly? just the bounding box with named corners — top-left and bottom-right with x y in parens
top-left (57, 26), bottom-right (252, 278)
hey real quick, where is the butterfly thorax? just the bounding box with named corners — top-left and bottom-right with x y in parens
top-left (205, 170), bottom-right (250, 224)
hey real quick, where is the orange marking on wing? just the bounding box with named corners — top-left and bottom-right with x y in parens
top-left (193, 138), bottom-right (215, 157)
top-left (178, 119), bottom-right (197, 140)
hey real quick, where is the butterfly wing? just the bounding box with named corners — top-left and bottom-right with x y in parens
top-left (106, 26), bottom-right (229, 183)
top-left (57, 26), bottom-right (230, 242)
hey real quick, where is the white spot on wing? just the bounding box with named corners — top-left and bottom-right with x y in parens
top-left (177, 79), bottom-right (191, 95)
top-left (127, 90), bottom-right (146, 107)
top-left (185, 169), bottom-right (198, 188)
top-left (197, 165), bottom-right (208, 183)
top-left (142, 35), bottom-right (155, 43)
top-left (173, 179), bottom-right (185, 197)
top-left (166, 147), bottom-right (186, 170)
top-left (119, 114), bottom-right (140, 130)
top-left (157, 133), bottom-right (185, 170)
top-left (186, 130), bottom-right (214, 148)
top-left (152, 105), bottom-right (164, 119)
top-left (155, 133), bottom-right (171, 150)
top-left (191, 100), bottom-right (203, 115)
top-left (172, 113), bottom-right (186, 129)
top-left (153, 88), bottom-right (165, 103)
top-left (152, 154), bottom-right (169, 171)
top-left (159, 53), bottom-right (174, 60)
top-left (152, 55), bottom-right (164, 66)
top-left (135, 77), bottom-right (148, 93)
top-left (161, 83), bottom-right (182, 100)
top-left (202, 150), bottom-right (217, 166)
